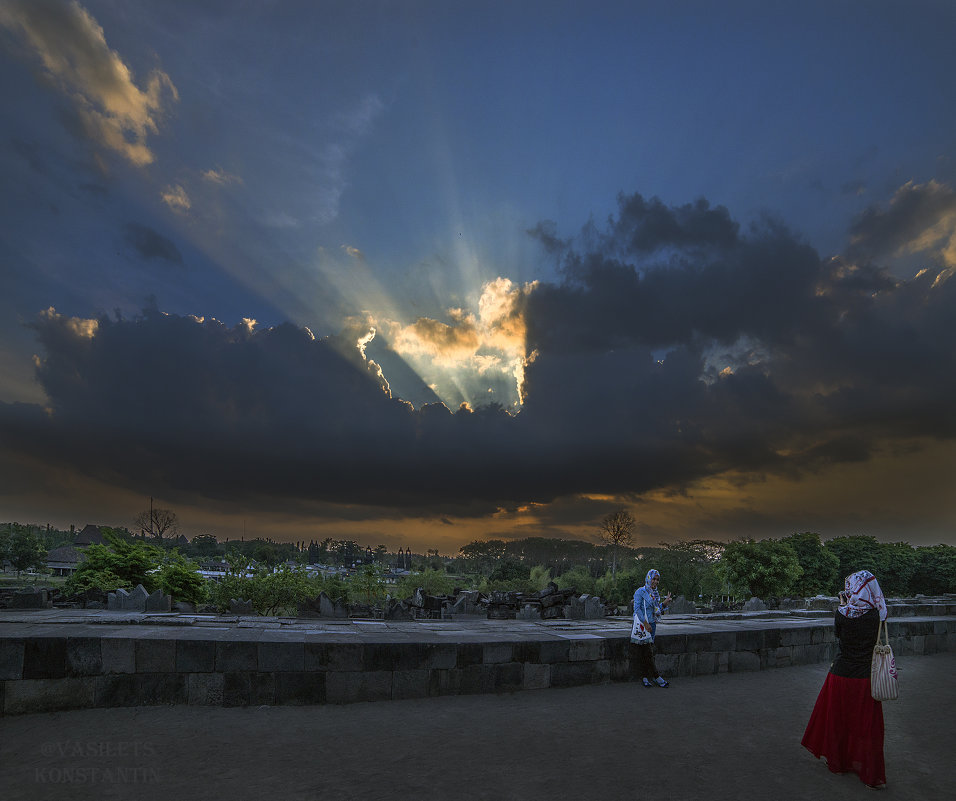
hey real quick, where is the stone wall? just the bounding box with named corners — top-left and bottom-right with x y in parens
top-left (1, 617), bottom-right (952, 715)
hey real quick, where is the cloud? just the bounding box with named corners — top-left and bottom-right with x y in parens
top-left (201, 166), bottom-right (241, 186)
top-left (123, 222), bottom-right (183, 265)
top-left (0, 0), bottom-right (178, 166)
top-left (2, 187), bottom-right (954, 523)
top-left (161, 184), bottom-right (190, 212)
top-left (848, 180), bottom-right (956, 271)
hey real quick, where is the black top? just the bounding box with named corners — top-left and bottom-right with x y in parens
top-left (830, 607), bottom-right (880, 678)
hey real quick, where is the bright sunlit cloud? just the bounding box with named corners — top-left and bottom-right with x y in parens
top-left (0, 0), bottom-right (177, 167)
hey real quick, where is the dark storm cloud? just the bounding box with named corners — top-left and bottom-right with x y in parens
top-left (123, 223), bottom-right (184, 265)
top-left (2, 190), bottom-right (954, 519)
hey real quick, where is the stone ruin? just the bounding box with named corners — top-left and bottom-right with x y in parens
top-left (107, 584), bottom-right (172, 612)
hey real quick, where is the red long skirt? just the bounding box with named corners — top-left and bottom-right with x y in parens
top-left (801, 672), bottom-right (886, 787)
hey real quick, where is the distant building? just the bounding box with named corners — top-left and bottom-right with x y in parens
top-left (45, 546), bottom-right (86, 576)
top-left (73, 525), bottom-right (106, 547)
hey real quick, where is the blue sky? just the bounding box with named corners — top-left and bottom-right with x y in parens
top-left (1, 0), bottom-right (954, 551)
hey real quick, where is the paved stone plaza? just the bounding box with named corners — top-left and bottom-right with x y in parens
top-left (1, 648), bottom-right (953, 801)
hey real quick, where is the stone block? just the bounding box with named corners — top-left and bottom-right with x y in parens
top-left (774, 646), bottom-right (793, 668)
top-left (146, 589), bottom-right (172, 612)
top-left (455, 643), bottom-right (484, 668)
top-left (5, 677), bottom-right (95, 715)
top-left (568, 639), bottom-right (602, 662)
top-left (459, 664), bottom-right (496, 695)
top-left (187, 673), bottom-right (224, 706)
top-left (305, 642), bottom-right (363, 671)
top-left (676, 652), bottom-right (697, 676)
top-left (717, 651), bottom-right (729, 673)
top-left (101, 638), bottom-right (135, 674)
top-left (482, 643), bottom-right (514, 664)
top-left (0, 639), bottom-right (24, 680)
top-left (11, 588), bottom-right (49, 608)
top-left (550, 660), bottom-right (609, 688)
top-left (652, 653), bottom-right (679, 676)
top-left (416, 644), bottom-right (454, 670)
top-left (222, 672), bottom-right (275, 707)
top-left (23, 639), bottom-right (67, 679)
top-left (537, 640), bottom-right (571, 664)
top-left (325, 670), bottom-right (392, 704)
top-left (687, 633), bottom-right (714, 653)
top-left (742, 597), bottom-right (767, 612)
top-left (694, 652), bottom-right (718, 675)
top-left (229, 598), bottom-right (254, 614)
top-left (710, 631), bottom-right (737, 652)
top-left (108, 588), bottom-right (129, 611)
top-left (135, 639), bottom-right (176, 673)
top-left (494, 662), bottom-right (523, 691)
top-left (668, 595), bottom-right (698, 614)
top-left (522, 662), bottom-right (551, 690)
top-left (654, 634), bottom-right (687, 655)
top-left (258, 642), bottom-right (305, 672)
top-left (729, 651), bottom-right (761, 672)
top-left (94, 672), bottom-right (187, 708)
top-left (431, 668), bottom-right (461, 696)
top-left (735, 630), bottom-right (765, 651)
top-left (274, 671), bottom-right (326, 705)
top-left (66, 637), bottom-right (102, 676)
top-left (216, 640), bottom-right (258, 672)
top-left (517, 604), bottom-right (542, 621)
top-left (391, 669), bottom-right (430, 700)
top-left (602, 638), bottom-right (628, 662)
top-left (176, 640), bottom-right (217, 672)
top-left (780, 627), bottom-right (813, 647)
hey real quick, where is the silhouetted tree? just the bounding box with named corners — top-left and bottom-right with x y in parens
top-left (600, 510), bottom-right (635, 580)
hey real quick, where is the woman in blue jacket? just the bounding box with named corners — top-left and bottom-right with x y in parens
top-left (632, 568), bottom-right (672, 687)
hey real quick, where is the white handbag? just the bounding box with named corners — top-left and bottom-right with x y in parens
top-left (630, 614), bottom-right (652, 644)
top-left (870, 618), bottom-right (899, 701)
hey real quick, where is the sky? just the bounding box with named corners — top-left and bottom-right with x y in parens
top-left (1, 0), bottom-right (954, 553)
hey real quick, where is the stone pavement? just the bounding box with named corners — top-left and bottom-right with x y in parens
top-left (1, 649), bottom-right (952, 801)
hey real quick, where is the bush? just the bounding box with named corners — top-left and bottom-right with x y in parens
top-left (155, 552), bottom-right (208, 607)
top-left (396, 568), bottom-right (456, 598)
top-left (65, 533), bottom-right (163, 595)
top-left (555, 565), bottom-right (596, 595)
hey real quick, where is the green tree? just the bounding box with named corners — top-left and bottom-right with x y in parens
top-left (0, 527), bottom-right (11, 569)
top-left (458, 539), bottom-right (507, 576)
top-left (155, 552), bottom-right (208, 606)
top-left (779, 532), bottom-right (840, 596)
top-left (488, 558), bottom-right (531, 585)
top-left (654, 540), bottom-right (725, 600)
top-left (824, 536), bottom-right (889, 586)
top-left (352, 563), bottom-right (388, 605)
top-left (911, 545), bottom-right (956, 595)
top-left (717, 539), bottom-right (803, 599)
top-left (187, 534), bottom-right (221, 559)
top-left (65, 531), bottom-right (163, 594)
top-left (599, 510), bottom-right (635, 580)
top-left (595, 568), bottom-right (644, 606)
top-left (880, 542), bottom-right (918, 595)
top-left (9, 527), bottom-right (47, 576)
top-left (396, 568), bottom-right (456, 598)
top-left (555, 564), bottom-right (596, 595)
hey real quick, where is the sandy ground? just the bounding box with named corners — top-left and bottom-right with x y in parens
top-left (1, 651), bottom-right (953, 801)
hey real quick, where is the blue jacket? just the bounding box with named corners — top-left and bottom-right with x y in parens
top-left (633, 586), bottom-right (662, 640)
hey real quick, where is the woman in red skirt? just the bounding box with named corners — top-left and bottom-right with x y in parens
top-left (801, 569), bottom-right (888, 788)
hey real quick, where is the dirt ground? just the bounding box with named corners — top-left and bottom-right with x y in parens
top-left (1, 651), bottom-right (953, 801)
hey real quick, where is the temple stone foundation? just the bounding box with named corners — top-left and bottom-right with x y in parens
top-left (1, 606), bottom-right (953, 715)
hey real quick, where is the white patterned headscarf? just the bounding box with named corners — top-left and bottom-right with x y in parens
top-left (838, 570), bottom-right (888, 621)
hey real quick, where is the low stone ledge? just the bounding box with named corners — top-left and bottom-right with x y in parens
top-left (0, 616), bottom-right (951, 714)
